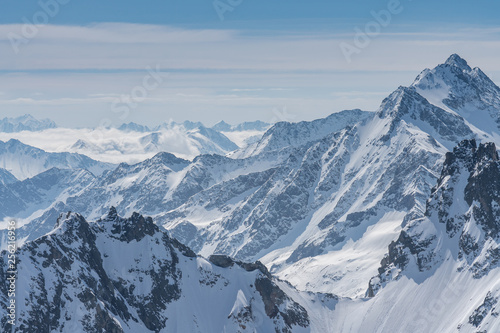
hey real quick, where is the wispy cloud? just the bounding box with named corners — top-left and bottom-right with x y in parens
top-left (1, 23), bottom-right (499, 72)
top-left (0, 23), bottom-right (499, 126)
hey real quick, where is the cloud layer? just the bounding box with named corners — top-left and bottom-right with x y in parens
top-left (1, 23), bottom-right (499, 126)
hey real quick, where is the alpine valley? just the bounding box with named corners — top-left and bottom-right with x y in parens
top-left (2, 54), bottom-right (500, 332)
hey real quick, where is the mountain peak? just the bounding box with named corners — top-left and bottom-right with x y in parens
top-left (0, 114), bottom-right (57, 133)
top-left (106, 206), bottom-right (118, 220)
top-left (53, 212), bottom-right (94, 241)
top-left (148, 151), bottom-right (189, 168)
top-left (118, 122), bottom-right (151, 132)
top-left (18, 114), bottom-right (35, 120)
top-left (211, 120), bottom-right (232, 132)
top-left (444, 53), bottom-right (472, 71)
top-left (411, 53), bottom-right (500, 133)
top-left (215, 120), bottom-right (230, 126)
top-left (6, 138), bottom-right (24, 146)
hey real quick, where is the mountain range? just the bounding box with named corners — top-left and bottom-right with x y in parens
top-left (0, 119), bottom-right (271, 164)
top-left (2, 54), bottom-right (500, 332)
top-left (0, 139), bottom-right (114, 180)
top-left (0, 114), bottom-right (57, 133)
top-left (0, 209), bottom-right (314, 332)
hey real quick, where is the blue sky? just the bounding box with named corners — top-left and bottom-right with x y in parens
top-left (1, 0), bottom-right (500, 127)
top-left (3, 0), bottom-right (500, 27)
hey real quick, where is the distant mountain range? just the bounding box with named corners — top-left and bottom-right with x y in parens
top-left (0, 118), bottom-right (272, 163)
top-left (212, 120), bottom-right (270, 132)
top-left (0, 114), bottom-right (56, 132)
top-left (0, 139), bottom-right (114, 180)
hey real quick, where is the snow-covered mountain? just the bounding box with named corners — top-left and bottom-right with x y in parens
top-left (3, 55), bottom-right (499, 298)
top-left (159, 120), bottom-right (205, 131)
top-left (0, 122), bottom-right (248, 164)
top-left (413, 54), bottom-right (500, 137)
top-left (230, 109), bottom-right (372, 158)
top-left (187, 126), bottom-right (239, 153)
top-left (321, 139), bottom-right (500, 332)
top-left (209, 120), bottom-right (271, 148)
top-left (4, 138), bottom-right (500, 331)
top-left (6, 149), bottom-right (292, 245)
top-left (118, 122), bottom-right (152, 132)
top-left (0, 209), bottom-right (313, 332)
top-left (0, 168), bottom-right (17, 186)
top-left (0, 114), bottom-right (56, 133)
top-left (212, 120), bottom-right (270, 132)
top-left (0, 167), bottom-right (95, 221)
top-left (0, 139), bottom-right (114, 180)
top-left (370, 139), bottom-right (500, 293)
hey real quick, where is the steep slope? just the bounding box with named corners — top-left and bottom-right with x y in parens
top-left (0, 168), bottom-right (95, 221)
top-left (0, 209), bottom-right (311, 333)
top-left (231, 109), bottom-right (373, 158)
top-left (0, 114), bottom-right (56, 132)
top-left (211, 120), bottom-right (233, 132)
top-left (0, 168), bottom-right (17, 185)
top-left (1, 149), bottom-right (292, 246)
top-left (370, 139), bottom-right (500, 294)
top-left (0, 139), bottom-right (114, 180)
top-left (165, 89), bottom-right (457, 296)
top-left (413, 54), bottom-right (500, 138)
top-left (188, 126), bottom-right (239, 153)
top-left (323, 139), bottom-right (500, 332)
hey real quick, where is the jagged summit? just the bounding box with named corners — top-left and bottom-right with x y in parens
top-left (211, 120), bottom-right (232, 132)
top-left (374, 85), bottom-right (474, 146)
top-left (443, 139), bottom-right (498, 173)
top-left (1, 209), bottom-right (311, 332)
top-left (105, 206), bottom-right (118, 220)
top-left (444, 53), bottom-right (472, 71)
top-left (55, 211), bottom-right (83, 229)
top-left (409, 53), bottom-right (500, 135)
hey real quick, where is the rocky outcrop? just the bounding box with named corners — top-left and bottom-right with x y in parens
top-left (0, 208), bottom-right (310, 332)
top-left (369, 139), bottom-right (500, 296)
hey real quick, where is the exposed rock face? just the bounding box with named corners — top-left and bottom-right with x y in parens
top-left (468, 291), bottom-right (499, 328)
top-left (209, 254), bottom-right (271, 277)
top-left (255, 278), bottom-right (310, 332)
top-left (369, 139), bottom-right (500, 296)
top-left (0, 209), bottom-right (309, 332)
